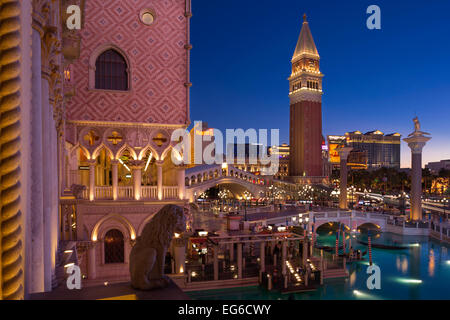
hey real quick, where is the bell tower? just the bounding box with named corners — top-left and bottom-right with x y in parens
top-left (289, 14), bottom-right (324, 180)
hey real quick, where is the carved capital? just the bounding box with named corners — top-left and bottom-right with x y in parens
top-left (42, 25), bottom-right (64, 135)
top-left (41, 26), bottom-right (61, 77)
top-left (404, 135), bottom-right (431, 154)
top-left (32, 0), bottom-right (50, 36)
top-left (337, 146), bottom-right (353, 161)
top-left (128, 160), bottom-right (146, 170)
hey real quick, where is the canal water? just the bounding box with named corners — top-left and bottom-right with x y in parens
top-left (187, 232), bottom-right (450, 300)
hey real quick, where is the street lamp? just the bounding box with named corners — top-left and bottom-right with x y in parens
top-left (443, 198), bottom-right (449, 221)
top-left (269, 185), bottom-right (275, 205)
top-left (348, 186), bottom-right (356, 209)
top-left (199, 192), bottom-right (207, 211)
top-left (243, 190), bottom-right (251, 221)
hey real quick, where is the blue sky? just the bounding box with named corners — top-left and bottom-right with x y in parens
top-left (189, 0), bottom-right (450, 168)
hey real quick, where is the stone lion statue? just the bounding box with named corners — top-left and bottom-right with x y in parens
top-left (130, 204), bottom-right (186, 290)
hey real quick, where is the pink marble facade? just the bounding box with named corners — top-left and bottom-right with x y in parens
top-left (66, 0), bottom-right (189, 124)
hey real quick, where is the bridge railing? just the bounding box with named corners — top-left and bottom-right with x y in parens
top-left (355, 212), bottom-right (366, 218)
top-left (339, 211), bottom-right (352, 217)
top-left (327, 212), bottom-right (338, 218)
top-left (369, 213), bottom-right (386, 219)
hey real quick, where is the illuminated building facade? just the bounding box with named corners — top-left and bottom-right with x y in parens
top-left (227, 143), bottom-right (270, 175)
top-left (288, 15), bottom-right (324, 182)
top-left (327, 135), bottom-right (368, 170)
top-left (269, 144), bottom-right (290, 179)
top-left (425, 159), bottom-right (450, 174)
top-left (189, 122), bottom-right (215, 166)
top-left (59, 0), bottom-right (192, 286)
top-left (345, 130), bottom-right (401, 169)
top-left (268, 143), bottom-right (330, 180)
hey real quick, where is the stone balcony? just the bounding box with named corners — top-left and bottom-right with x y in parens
top-left (80, 185), bottom-right (181, 201)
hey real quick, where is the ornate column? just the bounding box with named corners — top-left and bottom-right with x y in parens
top-left (87, 242), bottom-right (97, 280)
top-left (88, 159), bottom-right (96, 201)
top-left (404, 117), bottom-right (431, 221)
top-left (29, 5), bottom-right (46, 294)
top-left (177, 165), bottom-right (186, 200)
top-left (229, 243), bottom-right (234, 262)
top-left (282, 240), bottom-right (287, 276)
top-left (213, 245), bottom-right (219, 281)
top-left (0, 0), bottom-right (24, 300)
top-left (237, 243), bottom-right (243, 279)
top-left (337, 146), bottom-right (353, 210)
top-left (156, 160), bottom-right (163, 200)
top-left (260, 242), bottom-right (265, 273)
top-left (111, 160), bottom-right (119, 200)
top-left (129, 160), bottom-right (145, 201)
top-left (302, 239), bottom-right (308, 267)
top-left (173, 236), bottom-right (186, 274)
top-left (41, 22), bottom-right (62, 292)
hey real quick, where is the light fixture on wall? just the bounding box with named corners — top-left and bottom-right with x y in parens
top-left (139, 9), bottom-right (156, 26)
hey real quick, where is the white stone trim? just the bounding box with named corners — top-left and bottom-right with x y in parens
top-left (289, 90), bottom-right (322, 104)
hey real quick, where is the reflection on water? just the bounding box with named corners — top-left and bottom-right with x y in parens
top-left (409, 245), bottom-right (421, 300)
top-left (396, 255), bottom-right (408, 274)
top-left (429, 249), bottom-right (435, 277)
top-left (349, 270), bottom-right (356, 287)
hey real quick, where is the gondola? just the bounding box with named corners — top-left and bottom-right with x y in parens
top-left (314, 244), bottom-right (343, 252)
top-left (357, 240), bottom-right (408, 250)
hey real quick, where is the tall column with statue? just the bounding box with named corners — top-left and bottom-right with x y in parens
top-left (337, 146), bottom-right (353, 210)
top-left (403, 117), bottom-right (431, 221)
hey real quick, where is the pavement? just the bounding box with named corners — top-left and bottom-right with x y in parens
top-left (30, 279), bottom-right (189, 300)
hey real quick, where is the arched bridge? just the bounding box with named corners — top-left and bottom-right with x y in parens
top-left (185, 164), bottom-right (298, 202)
top-left (247, 210), bottom-right (389, 233)
top-left (308, 210), bottom-right (388, 232)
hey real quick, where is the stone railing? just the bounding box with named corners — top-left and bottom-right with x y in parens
top-left (339, 211), bottom-right (352, 217)
top-left (142, 186), bottom-right (158, 200)
top-left (118, 186), bottom-right (133, 200)
top-left (327, 212), bottom-right (338, 218)
top-left (163, 186), bottom-right (179, 199)
top-left (76, 185), bottom-right (182, 201)
top-left (82, 187), bottom-right (89, 200)
top-left (95, 186), bottom-right (113, 200)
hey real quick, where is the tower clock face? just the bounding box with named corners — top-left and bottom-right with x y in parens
top-left (308, 60), bottom-right (315, 69)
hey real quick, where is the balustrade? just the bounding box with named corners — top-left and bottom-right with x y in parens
top-left (77, 184), bottom-right (185, 201)
top-left (118, 186), bottom-right (134, 199)
top-left (94, 186), bottom-right (113, 200)
top-left (163, 186), bottom-right (179, 199)
top-left (142, 186), bottom-right (158, 200)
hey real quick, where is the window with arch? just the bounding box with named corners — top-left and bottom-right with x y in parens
top-left (104, 229), bottom-right (125, 263)
top-left (95, 49), bottom-right (128, 91)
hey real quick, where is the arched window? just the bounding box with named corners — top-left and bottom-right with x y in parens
top-left (104, 229), bottom-right (124, 263)
top-left (95, 49), bottom-right (128, 91)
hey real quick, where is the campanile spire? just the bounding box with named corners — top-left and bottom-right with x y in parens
top-left (288, 14), bottom-right (324, 181)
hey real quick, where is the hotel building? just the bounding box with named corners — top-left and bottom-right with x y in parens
top-left (345, 131), bottom-right (401, 169)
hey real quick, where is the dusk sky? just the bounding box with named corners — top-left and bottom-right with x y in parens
top-left (189, 0), bottom-right (450, 168)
